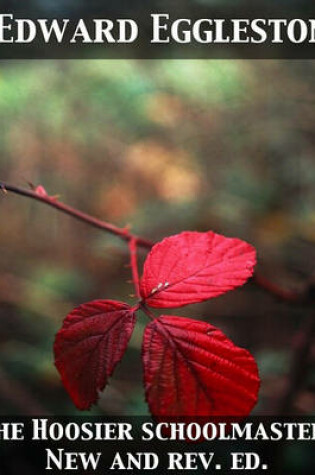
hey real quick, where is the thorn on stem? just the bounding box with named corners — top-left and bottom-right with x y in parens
top-left (27, 181), bottom-right (35, 190)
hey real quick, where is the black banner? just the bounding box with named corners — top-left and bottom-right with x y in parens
top-left (0, 417), bottom-right (313, 474)
top-left (0, 1), bottom-right (315, 59)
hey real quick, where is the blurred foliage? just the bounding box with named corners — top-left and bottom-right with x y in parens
top-left (0, 59), bottom-right (314, 419)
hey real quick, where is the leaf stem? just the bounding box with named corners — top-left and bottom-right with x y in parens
top-left (140, 303), bottom-right (157, 321)
top-left (128, 238), bottom-right (141, 299)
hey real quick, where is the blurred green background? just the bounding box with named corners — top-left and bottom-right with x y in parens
top-left (0, 60), bottom-right (314, 418)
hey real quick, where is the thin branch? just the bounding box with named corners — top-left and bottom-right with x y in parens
top-left (278, 310), bottom-right (315, 414)
top-left (128, 238), bottom-right (141, 299)
top-left (252, 273), bottom-right (306, 304)
top-left (0, 181), bottom-right (310, 305)
top-left (0, 182), bottom-right (153, 249)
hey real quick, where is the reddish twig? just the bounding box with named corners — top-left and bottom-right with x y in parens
top-left (128, 238), bottom-right (141, 299)
top-left (0, 182), bottom-right (152, 249)
top-left (252, 273), bottom-right (306, 304)
top-left (0, 181), bottom-right (310, 305)
top-left (278, 310), bottom-right (315, 414)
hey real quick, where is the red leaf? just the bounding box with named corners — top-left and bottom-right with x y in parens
top-left (54, 300), bottom-right (136, 410)
top-left (142, 316), bottom-right (259, 417)
top-left (140, 231), bottom-right (256, 308)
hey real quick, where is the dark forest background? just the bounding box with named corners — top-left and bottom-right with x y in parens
top-left (0, 59), bottom-right (314, 419)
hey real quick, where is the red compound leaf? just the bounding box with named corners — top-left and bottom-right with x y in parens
top-left (140, 231), bottom-right (256, 308)
top-left (142, 315), bottom-right (260, 417)
top-left (54, 300), bottom-right (136, 410)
